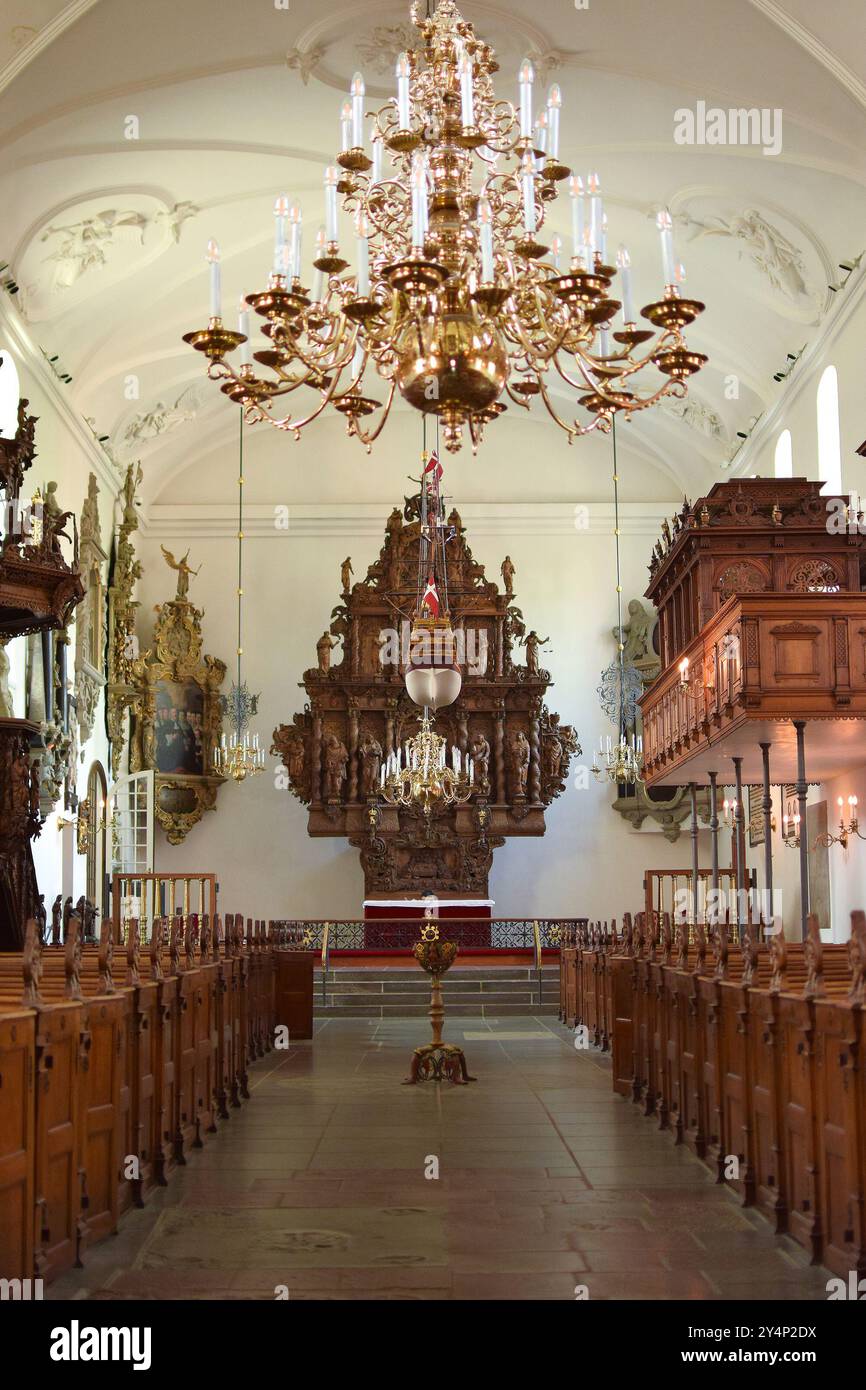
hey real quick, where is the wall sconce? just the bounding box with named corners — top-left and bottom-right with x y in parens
top-left (782, 809), bottom-right (801, 848)
top-left (816, 795), bottom-right (866, 851)
top-left (678, 656), bottom-right (690, 688)
top-left (722, 797), bottom-right (739, 828)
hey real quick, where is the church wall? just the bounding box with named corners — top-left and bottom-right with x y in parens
top-left (135, 512), bottom-right (711, 921)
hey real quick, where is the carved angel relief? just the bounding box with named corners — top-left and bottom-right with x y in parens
top-left (272, 503), bottom-right (580, 896)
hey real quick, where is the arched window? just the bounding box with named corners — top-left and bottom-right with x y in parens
top-left (817, 365), bottom-right (841, 495)
top-left (84, 761), bottom-right (109, 919)
top-left (774, 428), bottom-right (793, 478)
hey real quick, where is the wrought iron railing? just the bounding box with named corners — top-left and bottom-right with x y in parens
top-left (269, 917), bottom-right (582, 954)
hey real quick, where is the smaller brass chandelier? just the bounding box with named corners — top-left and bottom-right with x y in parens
top-left (381, 711), bottom-right (474, 813)
top-left (215, 411), bottom-right (265, 783)
top-left (591, 732), bottom-right (643, 788)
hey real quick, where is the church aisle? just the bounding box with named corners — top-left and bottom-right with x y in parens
top-left (48, 1018), bottom-right (832, 1302)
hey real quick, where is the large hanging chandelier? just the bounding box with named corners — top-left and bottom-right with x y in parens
top-left (183, 0), bottom-right (706, 455)
top-left (381, 711), bottom-right (474, 812)
top-left (214, 411), bottom-right (266, 782)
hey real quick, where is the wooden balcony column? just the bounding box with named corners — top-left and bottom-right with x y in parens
top-left (708, 770), bottom-right (720, 924)
top-left (794, 720), bottom-right (809, 941)
top-left (759, 741), bottom-right (774, 930)
top-left (689, 783), bottom-right (700, 924)
top-left (733, 756), bottom-right (747, 935)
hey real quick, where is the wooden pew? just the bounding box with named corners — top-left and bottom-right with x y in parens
top-left (0, 995), bottom-right (36, 1280)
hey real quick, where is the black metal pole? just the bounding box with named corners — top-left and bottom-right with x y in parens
top-left (708, 771), bottom-right (719, 927)
top-left (733, 756), bottom-right (745, 940)
top-left (690, 782), bottom-right (700, 927)
top-left (794, 720), bottom-right (809, 940)
top-left (760, 741), bottom-right (774, 934)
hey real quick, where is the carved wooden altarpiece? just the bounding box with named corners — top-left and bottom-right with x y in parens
top-left (272, 502), bottom-right (580, 897)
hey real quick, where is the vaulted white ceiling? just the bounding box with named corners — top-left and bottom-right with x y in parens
top-left (0, 0), bottom-right (864, 507)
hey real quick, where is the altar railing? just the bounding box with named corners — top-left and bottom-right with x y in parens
top-left (272, 917), bottom-right (581, 954)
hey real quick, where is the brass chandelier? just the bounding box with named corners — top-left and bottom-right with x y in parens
top-left (184, 0), bottom-right (707, 455)
top-left (381, 711), bottom-right (475, 813)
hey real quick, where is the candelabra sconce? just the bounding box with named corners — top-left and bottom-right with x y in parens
top-left (782, 809), bottom-right (801, 847)
top-left (678, 656), bottom-right (708, 705)
top-left (722, 796), bottom-right (739, 829)
top-left (814, 795), bottom-right (866, 851)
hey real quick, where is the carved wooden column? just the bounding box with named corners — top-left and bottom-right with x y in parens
top-left (794, 719), bottom-right (809, 940)
top-left (494, 702), bottom-right (506, 804)
top-left (311, 714), bottom-right (323, 804)
top-left (347, 699), bottom-right (359, 802)
top-left (759, 741), bottom-right (774, 931)
top-left (529, 696), bottom-right (542, 804)
top-left (384, 700), bottom-right (396, 763)
top-left (495, 616), bottom-right (505, 678)
top-left (708, 770), bottom-right (719, 926)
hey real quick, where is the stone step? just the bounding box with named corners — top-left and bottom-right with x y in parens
top-left (322, 978), bottom-right (560, 995)
top-left (315, 967), bottom-right (559, 983)
top-left (315, 1002), bottom-right (561, 1019)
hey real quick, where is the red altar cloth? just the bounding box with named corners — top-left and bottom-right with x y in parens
top-left (362, 900), bottom-right (493, 948)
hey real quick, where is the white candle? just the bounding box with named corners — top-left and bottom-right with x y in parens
top-left (546, 84), bottom-right (561, 160)
top-left (616, 245), bottom-right (635, 323)
top-left (588, 172), bottom-right (602, 262)
top-left (657, 209), bottom-right (675, 286)
top-left (550, 233), bottom-right (562, 271)
top-left (238, 296), bottom-right (251, 366)
top-left (324, 166), bottom-right (339, 243)
top-left (372, 132), bottom-right (384, 185)
top-left (340, 100), bottom-right (352, 153)
top-left (459, 50), bottom-right (474, 127)
top-left (478, 197), bottom-right (494, 281)
top-left (518, 57), bottom-right (534, 139)
top-left (599, 213), bottom-right (608, 265)
top-left (534, 110), bottom-right (547, 155)
top-left (568, 174), bottom-right (584, 261)
top-left (396, 51), bottom-right (412, 129)
top-left (674, 260), bottom-right (687, 287)
top-left (273, 194), bottom-right (289, 275)
top-left (355, 211), bottom-right (370, 296)
top-left (312, 225), bottom-right (326, 301)
top-left (287, 203), bottom-right (302, 281)
top-left (351, 342), bottom-right (364, 385)
top-left (350, 72), bottom-right (365, 148)
top-left (521, 150), bottom-right (536, 234)
top-left (206, 239), bottom-right (221, 318)
top-left (599, 327), bottom-right (610, 358)
top-left (411, 150), bottom-right (427, 249)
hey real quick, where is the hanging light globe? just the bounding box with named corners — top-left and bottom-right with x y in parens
top-left (405, 658), bottom-right (462, 711)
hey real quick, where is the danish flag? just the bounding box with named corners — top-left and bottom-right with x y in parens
top-left (423, 451), bottom-right (443, 484)
top-left (421, 573), bottom-right (441, 618)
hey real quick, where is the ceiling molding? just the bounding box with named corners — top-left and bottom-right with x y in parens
top-left (0, 0), bottom-right (104, 96)
top-left (746, 0), bottom-right (866, 113)
top-left (0, 295), bottom-right (125, 501)
top-left (140, 500), bottom-right (674, 541)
